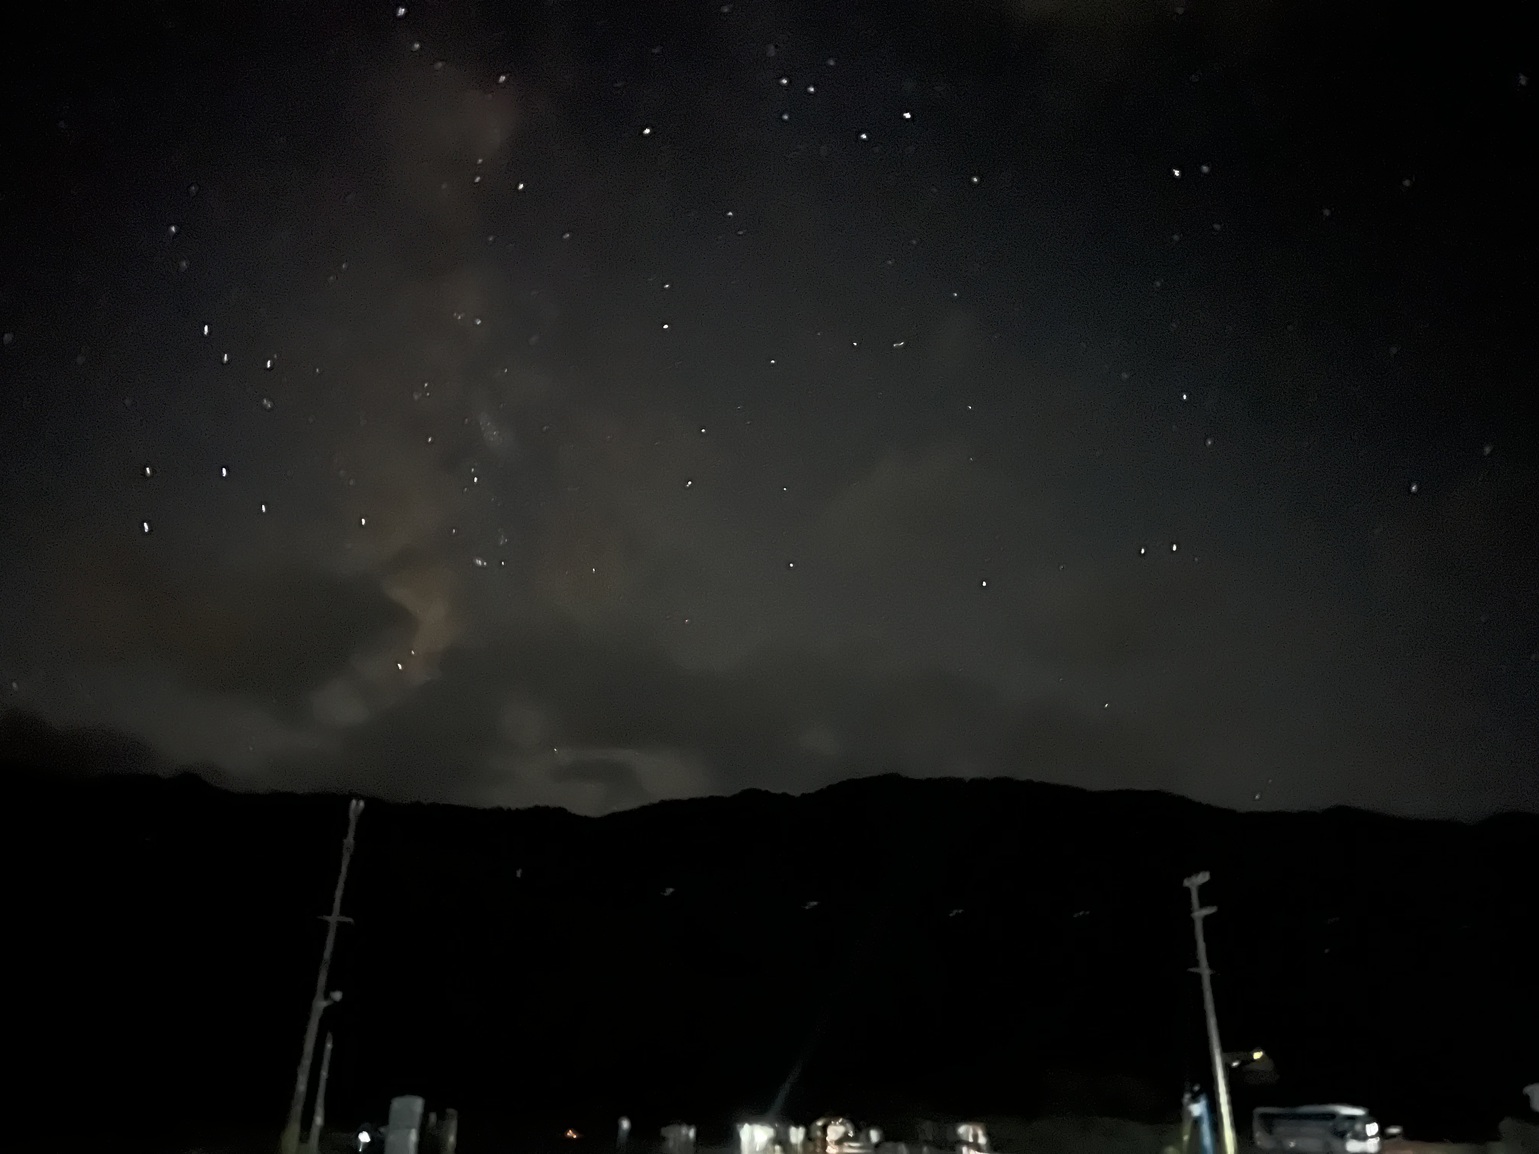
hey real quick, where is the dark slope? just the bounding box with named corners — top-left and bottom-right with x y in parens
top-left (4, 711), bottom-right (1535, 1153)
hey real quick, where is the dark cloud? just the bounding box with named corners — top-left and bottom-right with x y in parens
top-left (1, 0), bottom-right (1532, 819)
top-left (43, 558), bottom-right (414, 718)
top-left (0, 709), bottom-right (166, 781)
top-left (134, 616), bottom-right (1191, 816)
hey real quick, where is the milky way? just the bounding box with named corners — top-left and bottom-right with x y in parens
top-left (1, 0), bottom-right (1534, 816)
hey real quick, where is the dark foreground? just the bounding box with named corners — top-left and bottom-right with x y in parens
top-left (6, 725), bottom-right (1536, 1151)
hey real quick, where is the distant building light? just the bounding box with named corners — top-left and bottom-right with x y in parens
top-left (739, 1122), bottom-right (778, 1154)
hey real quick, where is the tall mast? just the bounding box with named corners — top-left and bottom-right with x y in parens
top-left (280, 798), bottom-right (364, 1154)
top-left (1184, 871), bottom-right (1236, 1154)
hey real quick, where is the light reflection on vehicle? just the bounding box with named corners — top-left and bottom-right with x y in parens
top-left (1254, 1106), bottom-right (1382, 1154)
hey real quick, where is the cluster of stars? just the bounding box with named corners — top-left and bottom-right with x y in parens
top-left (96, 0), bottom-right (1474, 804)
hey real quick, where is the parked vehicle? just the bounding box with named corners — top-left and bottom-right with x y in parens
top-left (1253, 1106), bottom-right (1382, 1154)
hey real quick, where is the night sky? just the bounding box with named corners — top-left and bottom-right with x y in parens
top-left (2, 0), bottom-right (1534, 819)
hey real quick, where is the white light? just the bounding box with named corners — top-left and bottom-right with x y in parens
top-left (358, 1132), bottom-right (373, 1146)
top-left (740, 1122), bottom-right (778, 1154)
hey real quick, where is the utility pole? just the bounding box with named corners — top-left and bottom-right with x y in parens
top-left (304, 1032), bottom-right (334, 1154)
top-left (280, 798), bottom-right (364, 1154)
top-left (1184, 871), bottom-right (1236, 1154)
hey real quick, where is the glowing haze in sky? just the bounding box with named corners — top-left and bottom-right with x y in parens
top-left (1, 0), bottom-right (1534, 817)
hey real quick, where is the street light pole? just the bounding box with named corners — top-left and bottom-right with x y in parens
top-left (304, 1031), bottom-right (334, 1154)
top-left (280, 798), bottom-right (364, 1154)
top-left (1184, 871), bottom-right (1236, 1154)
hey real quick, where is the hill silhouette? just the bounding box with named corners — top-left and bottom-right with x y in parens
top-left (4, 710), bottom-right (1535, 1153)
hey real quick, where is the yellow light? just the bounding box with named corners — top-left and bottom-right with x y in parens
top-left (1252, 1050), bottom-right (1264, 1060)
